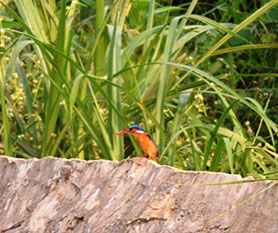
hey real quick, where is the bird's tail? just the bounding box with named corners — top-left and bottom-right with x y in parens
top-left (155, 152), bottom-right (159, 163)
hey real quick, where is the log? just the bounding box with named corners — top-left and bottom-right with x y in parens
top-left (0, 156), bottom-right (277, 233)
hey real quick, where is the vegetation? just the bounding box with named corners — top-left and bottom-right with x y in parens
top-left (0, 0), bottom-right (278, 179)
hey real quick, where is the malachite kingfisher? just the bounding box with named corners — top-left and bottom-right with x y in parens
top-left (114, 125), bottom-right (159, 165)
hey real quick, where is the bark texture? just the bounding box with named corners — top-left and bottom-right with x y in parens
top-left (0, 156), bottom-right (277, 233)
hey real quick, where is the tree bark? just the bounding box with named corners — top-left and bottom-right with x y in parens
top-left (0, 156), bottom-right (277, 233)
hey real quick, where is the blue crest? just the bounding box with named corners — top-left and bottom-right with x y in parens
top-left (128, 125), bottom-right (145, 132)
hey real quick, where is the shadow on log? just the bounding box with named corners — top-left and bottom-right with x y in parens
top-left (0, 156), bottom-right (277, 233)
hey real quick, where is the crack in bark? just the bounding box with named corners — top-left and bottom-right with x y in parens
top-left (126, 216), bottom-right (167, 225)
top-left (0, 220), bottom-right (24, 233)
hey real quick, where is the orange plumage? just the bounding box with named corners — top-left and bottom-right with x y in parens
top-left (114, 125), bottom-right (159, 165)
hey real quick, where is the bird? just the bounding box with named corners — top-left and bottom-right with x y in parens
top-left (114, 125), bottom-right (159, 165)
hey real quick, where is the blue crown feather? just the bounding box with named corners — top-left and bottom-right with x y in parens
top-left (128, 125), bottom-right (145, 131)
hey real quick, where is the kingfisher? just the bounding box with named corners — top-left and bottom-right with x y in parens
top-left (114, 125), bottom-right (159, 165)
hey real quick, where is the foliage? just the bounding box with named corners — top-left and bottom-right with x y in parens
top-left (0, 0), bottom-right (278, 179)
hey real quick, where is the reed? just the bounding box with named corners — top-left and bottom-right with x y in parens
top-left (1, 0), bottom-right (278, 178)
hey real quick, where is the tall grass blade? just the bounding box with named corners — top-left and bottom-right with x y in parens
top-left (107, 15), bottom-right (124, 161)
top-left (155, 17), bottom-right (180, 151)
top-left (210, 138), bottom-right (224, 172)
top-left (202, 100), bottom-right (240, 170)
top-left (0, 80), bottom-right (12, 156)
top-left (143, 0), bottom-right (155, 52)
top-left (95, 0), bottom-right (105, 76)
top-left (42, 0), bottom-right (67, 156)
top-left (223, 137), bottom-right (235, 174)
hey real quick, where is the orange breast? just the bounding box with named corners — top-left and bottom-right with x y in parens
top-left (134, 133), bottom-right (158, 161)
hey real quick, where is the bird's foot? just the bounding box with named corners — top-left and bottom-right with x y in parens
top-left (139, 154), bottom-right (150, 166)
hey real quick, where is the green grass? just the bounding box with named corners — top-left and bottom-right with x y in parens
top-left (0, 0), bottom-right (278, 179)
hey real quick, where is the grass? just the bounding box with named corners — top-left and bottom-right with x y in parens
top-left (0, 0), bottom-right (278, 179)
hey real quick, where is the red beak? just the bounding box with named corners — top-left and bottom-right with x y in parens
top-left (114, 129), bottom-right (130, 135)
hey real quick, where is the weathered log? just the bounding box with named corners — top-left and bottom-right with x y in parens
top-left (0, 156), bottom-right (277, 233)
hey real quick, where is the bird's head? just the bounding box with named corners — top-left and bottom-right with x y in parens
top-left (114, 125), bottom-right (146, 136)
